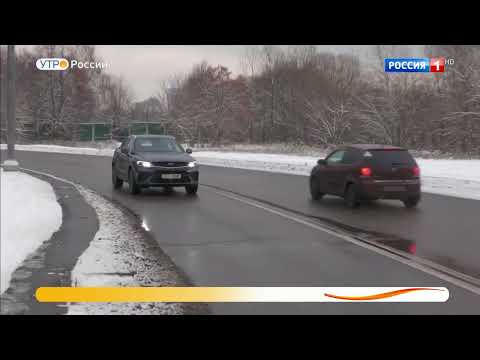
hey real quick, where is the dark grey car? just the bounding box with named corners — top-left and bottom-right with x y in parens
top-left (309, 144), bottom-right (421, 208)
top-left (112, 135), bottom-right (199, 195)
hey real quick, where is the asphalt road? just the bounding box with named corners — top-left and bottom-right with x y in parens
top-left (200, 166), bottom-right (480, 279)
top-left (5, 150), bottom-right (480, 314)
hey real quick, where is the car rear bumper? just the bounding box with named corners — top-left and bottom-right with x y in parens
top-left (135, 167), bottom-right (199, 187)
top-left (357, 178), bottom-right (421, 200)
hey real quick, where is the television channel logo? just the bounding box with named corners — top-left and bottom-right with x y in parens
top-left (36, 58), bottom-right (69, 71)
top-left (384, 58), bottom-right (447, 73)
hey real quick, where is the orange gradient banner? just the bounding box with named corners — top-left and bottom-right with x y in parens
top-left (36, 287), bottom-right (449, 303)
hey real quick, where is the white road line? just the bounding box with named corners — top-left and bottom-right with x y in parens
top-left (20, 167), bottom-right (79, 187)
top-left (206, 187), bottom-right (480, 297)
top-left (21, 166), bottom-right (480, 297)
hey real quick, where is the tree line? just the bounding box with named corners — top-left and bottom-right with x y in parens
top-left (0, 45), bottom-right (133, 141)
top-left (1, 45), bottom-right (479, 155)
top-left (160, 45), bottom-right (480, 155)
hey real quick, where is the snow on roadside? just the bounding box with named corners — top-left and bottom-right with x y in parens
top-left (415, 159), bottom-right (480, 200)
top-left (195, 151), bottom-right (320, 176)
top-left (194, 151), bottom-right (480, 201)
top-left (3, 143), bottom-right (480, 201)
top-left (0, 168), bottom-right (62, 294)
top-left (68, 185), bottom-right (185, 315)
top-left (192, 143), bottom-right (331, 157)
top-left (0, 143), bottom-right (116, 157)
top-left (416, 159), bottom-right (480, 183)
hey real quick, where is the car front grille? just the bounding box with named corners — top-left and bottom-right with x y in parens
top-left (152, 161), bottom-right (188, 167)
top-left (150, 174), bottom-right (187, 183)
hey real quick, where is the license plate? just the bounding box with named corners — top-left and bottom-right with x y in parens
top-left (384, 186), bottom-right (406, 192)
top-left (161, 174), bottom-right (182, 179)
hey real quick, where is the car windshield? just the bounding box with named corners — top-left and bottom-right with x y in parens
top-left (134, 138), bottom-right (184, 153)
top-left (367, 150), bottom-right (415, 166)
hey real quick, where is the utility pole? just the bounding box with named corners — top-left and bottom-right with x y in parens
top-left (0, 45), bottom-right (2, 140)
top-left (271, 77), bottom-right (274, 142)
top-left (1, 45), bottom-right (19, 171)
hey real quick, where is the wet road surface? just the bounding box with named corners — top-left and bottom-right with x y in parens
top-left (5, 150), bottom-right (480, 314)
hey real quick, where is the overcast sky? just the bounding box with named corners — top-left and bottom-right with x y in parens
top-left (95, 45), bottom-right (376, 101)
top-left (18, 45), bottom-right (425, 102)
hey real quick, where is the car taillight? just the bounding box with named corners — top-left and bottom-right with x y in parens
top-left (408, 243), bottom-right (417, 255)
top-left (413, 166), bottom-right (420, 177)
top-left (360, 167), bottom-right (372, 177)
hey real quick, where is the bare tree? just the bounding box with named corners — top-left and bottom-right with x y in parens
top-left (239, 45), bottom-right (261, 77)
top-left (9, 44), bottom-right (480, 155)
top-left (431, 45), bottom-right (480, 154)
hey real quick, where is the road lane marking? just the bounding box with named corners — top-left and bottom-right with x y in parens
top-left (20, 167), bottom-right (79, 187)
top-left (19, 167), bottom-right (480, 297)
top-left (202, 183), bottom-right (480, 287)
top-left (205, 186), bottom-right (480, 297)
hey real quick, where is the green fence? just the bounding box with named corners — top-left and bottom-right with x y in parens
top-left (95, 123), bottom-right (111, 140)
top-left (129, 123), bottom-right (147, 135)
top-left (78, 122), bottom-right (166, 141)
top-left (148, 123), bottom-right (165, 135)
top-left (129, 122), bottom-right (165, 135)
top-left (78, 124), bottom-right (93, 141)
top-left (78, 123), bottom-right (112, 141)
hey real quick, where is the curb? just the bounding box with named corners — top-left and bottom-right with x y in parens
top-left (1, 171), bottom-right (99, 315)
top-left (1, 168), bottom-right (211, 315)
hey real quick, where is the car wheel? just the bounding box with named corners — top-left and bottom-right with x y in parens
top-left (403, 197), bottom-right (420, 208)
top-left (112, 166), bottom-right (123, 189)
top-left (309, 177), bottom-right (324, 200)
top-left (128, 169), bottom-right (140, 195)
top-left (345, 184), bottom-right (359, 208)
top-left (185, 184), bottom-right (198, 195)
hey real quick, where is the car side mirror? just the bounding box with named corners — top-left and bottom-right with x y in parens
top-left (186, 148), bottom-right (193, 154)
top-left (317, 159), bottom-right (326, 166)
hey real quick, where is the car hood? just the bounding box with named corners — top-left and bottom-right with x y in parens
top-left (135, 152), bottom-right (195, 163)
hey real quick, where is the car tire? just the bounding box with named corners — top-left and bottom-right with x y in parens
top-left (345, 184), bottom-right (359, 208)
top-left (112, 166), bottom-right (123, 189)
top-left (403, 197), bottom-right (420, 208)
top-left (309, 177), bottom-right (324, 200)
top-left (128, 169), bottom-right (140, 195)
top-left (185, 184), bottom-right (198, 195)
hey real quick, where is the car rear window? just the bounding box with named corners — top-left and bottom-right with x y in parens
top-left (343, 150), bottom-right (362, 164)
top-left (365, 149), bottom-right (416, 166)
top-left (134, 138), bottom-right (184, 153)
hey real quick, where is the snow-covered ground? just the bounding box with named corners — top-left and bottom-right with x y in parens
top-left (68, 185), bottom-right (185, 315)
top-left (2, 143), bottom-right (480, 201)
top-left (1, 143), bottom-right (118, 157)
top-left (1, 165), bottom-right (197, 314)
top-left (195, 151), bottom-right (320, 176)
top-left (415, 159), bottom-right (480, 200)
top-left (193, 151), bottom-right (480, 201)
top-left (0, 168), bottom-right (62, 294)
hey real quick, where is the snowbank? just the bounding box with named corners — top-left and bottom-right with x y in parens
top-left (195, 151), bottom-right (320, 175)
top-left (193, 143), bottom-right (331, 157)
top-left (68, 186), bottom-right (184, 315)
top-left (416, 159), bottom-right (480, 200)
top-left (0, 168), bottom-right (62, 294)
top-left (1, 143), bottom-right (116, 157)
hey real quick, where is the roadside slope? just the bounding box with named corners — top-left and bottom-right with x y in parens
top-left (1, 168), bottom-right (62, 294)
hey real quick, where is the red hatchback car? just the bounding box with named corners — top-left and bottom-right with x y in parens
top-left (309, 144), bottom-right (421, 208)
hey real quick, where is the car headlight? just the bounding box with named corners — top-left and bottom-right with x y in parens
top-left (136, 161), bottom-right (152, 168)
top-left (188, 161), bottom-right (197, 168)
